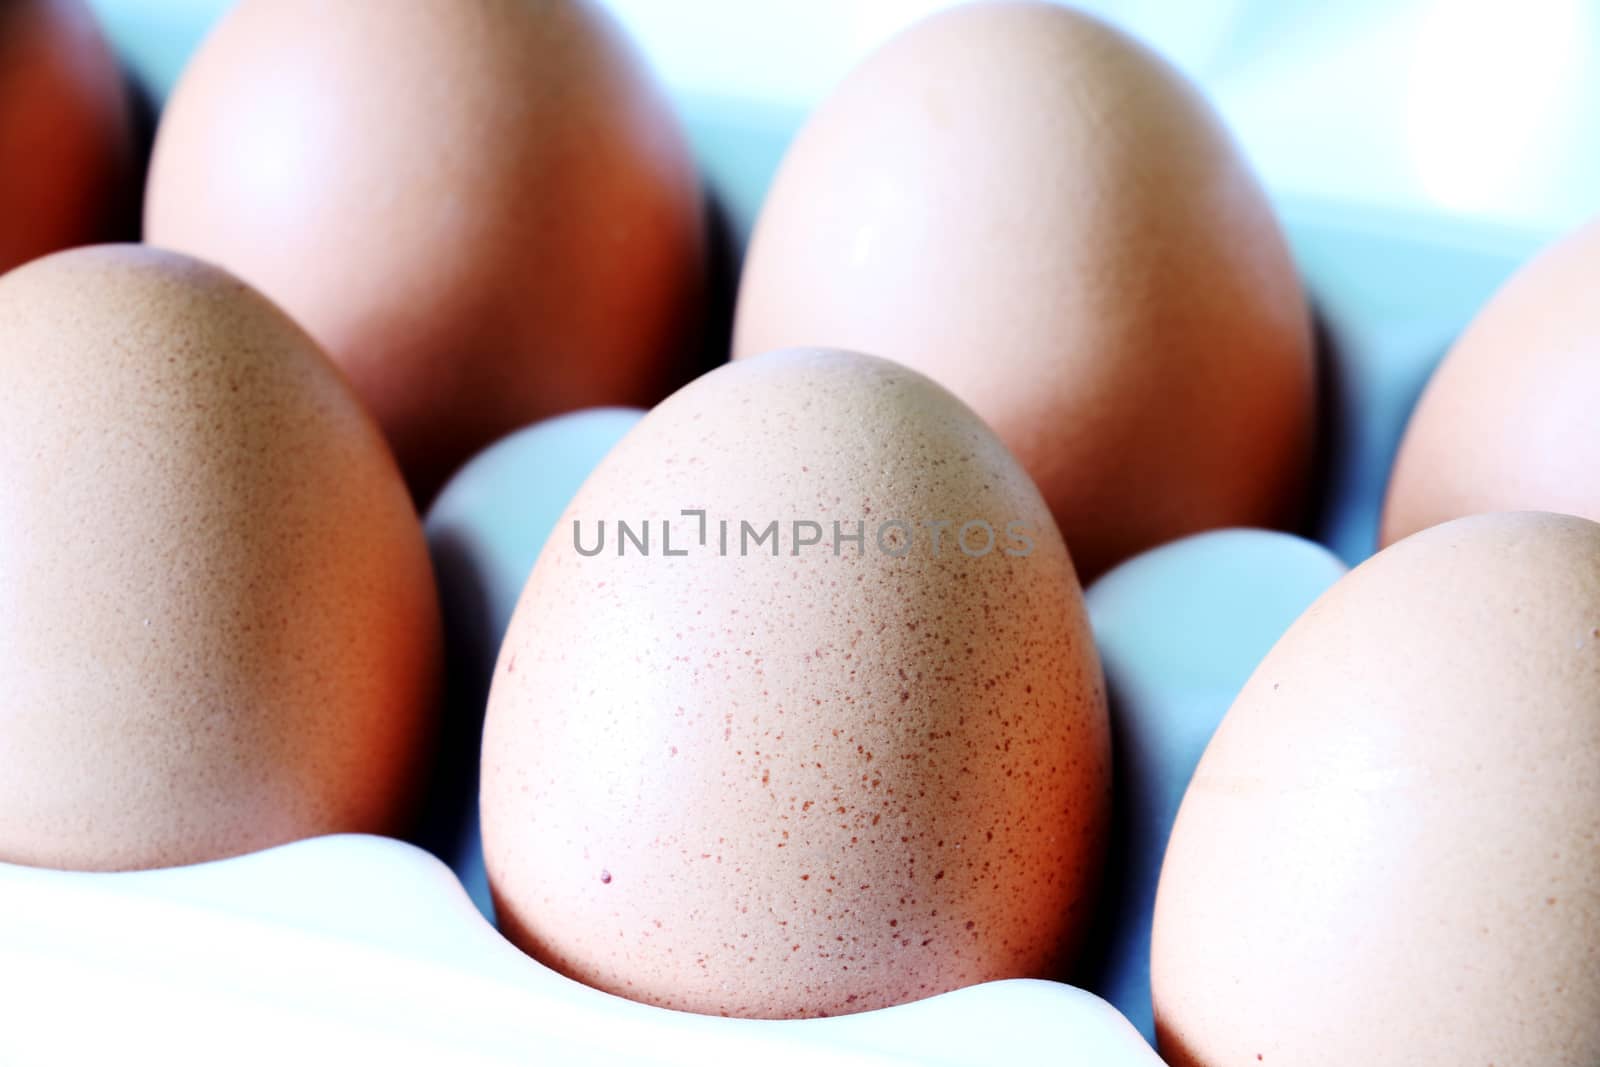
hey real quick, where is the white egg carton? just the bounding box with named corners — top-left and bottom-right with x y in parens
top-left (0, 836), bottom-right (1161, 1065)
top-left (4, 2), bottom-right (1563, 1064)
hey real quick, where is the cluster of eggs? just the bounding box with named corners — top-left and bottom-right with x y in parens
top-left (1, 1), bottom-right (1596, 1063)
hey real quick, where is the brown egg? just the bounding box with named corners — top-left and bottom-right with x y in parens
top-left (144, 0), bottom-right (705, 501)
top-left (0, 246), bottom-right (440, 872)
top-left (732, 1), bottom-right (1312, 581)
top-left (1384, 218), bottom-right (1600, 545)
top-left (0, 0), bottom-right (138, 274)
top-left (482, 348), bottom-right (1111, 1018)
top-left (1152, 511), bottom-right (1600, 1066)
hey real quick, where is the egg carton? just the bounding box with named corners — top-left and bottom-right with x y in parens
top-left (0, 207), bottom-right (1540, 1067)
top-left (2, 4), bottom-right (1558, 1065)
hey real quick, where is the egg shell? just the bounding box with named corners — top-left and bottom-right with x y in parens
top-left (144, 0), bottom-right (705, 500)
top-left (0, 245), bottom-right (440, 872)
top-left (419, 407), bottom-right (643, 917)
top-left (0, 0), bottom-right (138, 274)
top-left (1383, 217), bottom-right (1600, 545)
top-left (482, 347), bottom-right (1111, 1018)
top-left (1152, 511), bottom-right (1600, 1066)
top-left (1081, 529), bottom-right (1347, 1041)
top-left (731, 0), bottom-right (1313, 580)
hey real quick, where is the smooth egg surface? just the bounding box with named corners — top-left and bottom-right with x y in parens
top-left (1384, 216), bottom-right (1600, 545)
top-left (732, 0), bottom-right (1313, 580)
top-left (144, 0), bottom-right (705, 500)
top-left (1152, 511), bottom-right (1600, 1066)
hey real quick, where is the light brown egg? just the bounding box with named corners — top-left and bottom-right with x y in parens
top-left (0, 246), bottom-right (440, 872)
top-left (482, 348), bottom-right (1111, 1018)
top-left (732, 1), bottom-right (1312, 581)
top-left (1152, 511), bottom-right (1600, 1066)
top-left (0, 0), bottom-right (138, 274)
top-left (144, 0), bottom-right (705, 501)
top-left (1384, 218), bottom-right (1600, 545)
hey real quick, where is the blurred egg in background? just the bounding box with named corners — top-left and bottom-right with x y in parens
top-left (418, 408), bottom-right (644, 916)
top-left (143, 0), bottom-right (707, 501)
top-left (1152, 512), bottom-right (1600, 1066)
top-left (732, 1), bottom-right (1315, 581)
top-left (79, 0), bottom-right (1600, 235)
top-left (1383, 216), bottom-right (1600, 545)
top-left (0, 0), bottom-right (141, 273)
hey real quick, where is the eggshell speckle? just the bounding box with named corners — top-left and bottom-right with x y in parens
top-left (732, 1), bottom-right (1313, 580)
top-left (0, 246), bottom-right (440, 872)
top-left (1152, 511), bottom-right (1600, 1066)
top-left (482, 348), bottom-right (1111, 1018)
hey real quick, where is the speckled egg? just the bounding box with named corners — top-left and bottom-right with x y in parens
top-left (732, 1), bottom-right (1313, 580)
top-left (0, 0), bottom-right (138, 274)
top-left (0, 246), bottom-right (440, 872)
top-left (1152, 511), bottom-right (1600, 1066)
top-left (1384, 216), bottom-right (1600, 545)
top-left (482, 348), bottom-right (1111, 1018)
top-left (144, 0), bottom-right (705, 500)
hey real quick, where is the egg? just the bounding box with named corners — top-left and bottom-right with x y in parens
top-left (481, 348), bottom-right (1111, 1018)
top-left (418, 407), bottom-right (643, 916)
top-left (731, 1), bottom-right (1313, 580)
top-left (1081, 529), bottom-right (1347, 1041)
top-left (1151, 511), bottom-right (1600, 1066)
top-left (0, 0), bottom-right (138, 274)
top-left (144, 0), bottom-right (705, 500)
top-left (1383, 217), bottom-right (1600, 545)
top-left (0, 246), bottom-right (440, 872)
